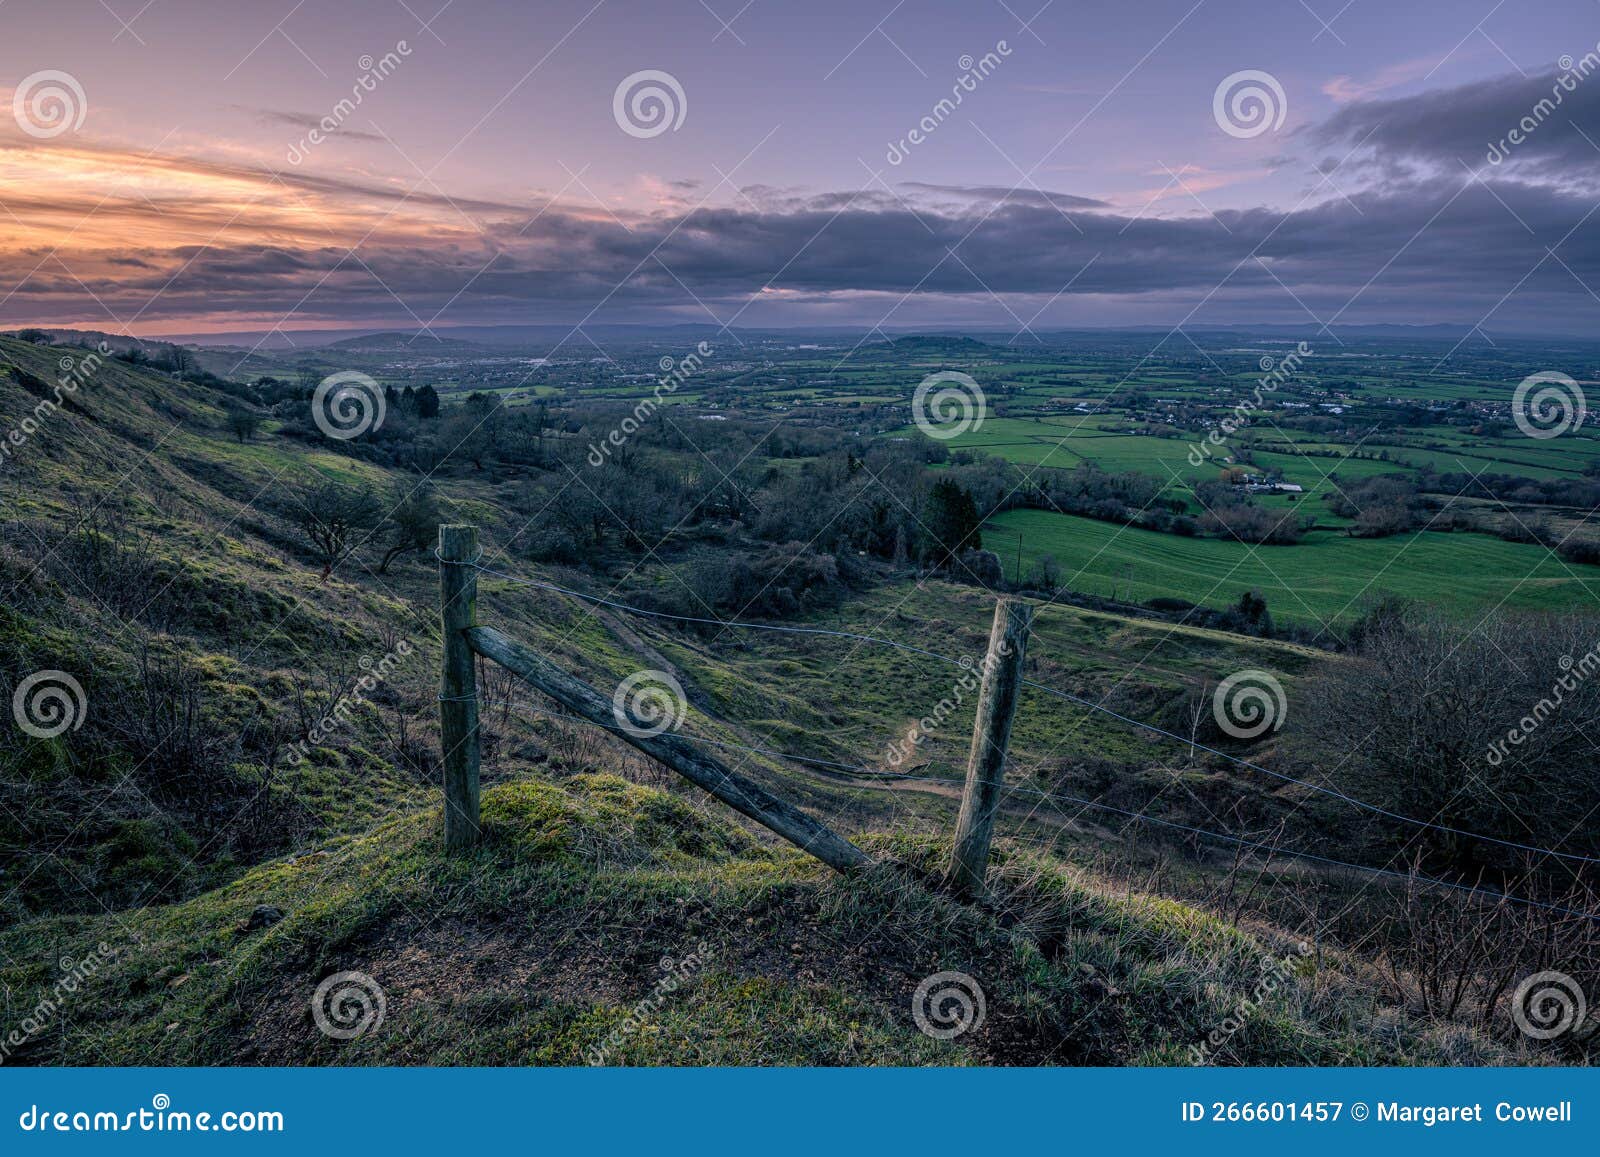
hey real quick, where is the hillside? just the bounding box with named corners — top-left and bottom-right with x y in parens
top-left (0, 774), bottom-right (1515, 1066)
top-left (0, 334), bottom-right (1560, 1064)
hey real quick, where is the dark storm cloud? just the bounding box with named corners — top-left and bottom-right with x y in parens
top-left (19, 173), bottom-right (1590, 330)
top-left (1311, 64), bottom-right (1600, 177)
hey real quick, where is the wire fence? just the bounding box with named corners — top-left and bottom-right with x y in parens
top-left (469, 560), bottom-right (1600, 922)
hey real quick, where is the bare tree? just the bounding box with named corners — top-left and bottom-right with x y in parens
top-left (283, 480), bottom-right (385, 579)
top-left (1300, 605), bottom-right (1600, 870)
top-left (377, 481), bottom-right (440, 573)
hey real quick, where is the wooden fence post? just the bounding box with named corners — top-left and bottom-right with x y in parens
top-left (947, 597), bottom-right (1033, 898)
top-left (438, 524), bottom-right (481, 851)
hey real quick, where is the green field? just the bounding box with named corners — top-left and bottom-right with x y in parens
top-left (985, 508), bottom-right (1600, 628)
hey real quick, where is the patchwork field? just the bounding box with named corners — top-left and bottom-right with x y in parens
top-left (985, 508), bottom-right (1600, 628)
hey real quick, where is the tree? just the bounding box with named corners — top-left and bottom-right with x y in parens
top-left (14, 328), bottom-right (53, 345)
top-left (163, 345), bottom-right (196, 375)
top-left (923, 478), bottom-right (982, 565)
top-left (378, 482), bottom-right (441, 573)
top-left (225, 404), bottom-right (262, 443)
top-left (416, 384), bottom-right (441, 419)
top-left (284, 480), bottom-right (385, 579)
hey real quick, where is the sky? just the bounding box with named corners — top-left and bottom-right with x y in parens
top-left (4, 0), bottom-right (1600, 337)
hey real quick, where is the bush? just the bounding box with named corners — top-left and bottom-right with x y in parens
top-left (1300, 606), bottom-right (1600, 871)
top-left (1558, 538), bottom-right (1600, 565)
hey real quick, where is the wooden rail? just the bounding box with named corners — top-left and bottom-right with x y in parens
top-left (436, 525), bottom-right (1033, 894)
top-left (466, 624), bottom-right (869, 873)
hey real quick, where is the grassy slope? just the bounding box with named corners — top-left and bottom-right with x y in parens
top-left (0, 775), bottom-right (1516, 1067)
top-left (0, 336), bottom-right (437, 919)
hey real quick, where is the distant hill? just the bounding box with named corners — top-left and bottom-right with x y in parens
top-left (322, 331), bottom-right (484, 354)
top-left (881, 334), bottom-right (996, 354)
top-left (2, 327), bottom-right (177, 356)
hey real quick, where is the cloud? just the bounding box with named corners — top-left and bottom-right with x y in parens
top-left (1321, 54), bottom-right (1450, 103)
top-left (1311, 66), bottom-right (1600, 179)
top-left (6, 81), bottom-right (1600, 335)
top-left (247, 108), bottom-right (386, 144)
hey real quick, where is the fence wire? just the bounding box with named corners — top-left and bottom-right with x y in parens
top-left (470, 561), bottom-right (1600, 920)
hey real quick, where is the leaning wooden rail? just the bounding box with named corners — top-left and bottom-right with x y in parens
top-left (436, 525), bottom-right (870, 874)
top-left (465, 625), bottom-right (870, 873)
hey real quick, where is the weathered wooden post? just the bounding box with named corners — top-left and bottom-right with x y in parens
top-left (438, 524), bottom-right (481, 850)
top-left (947, 597), bottom-right (1033, 898)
